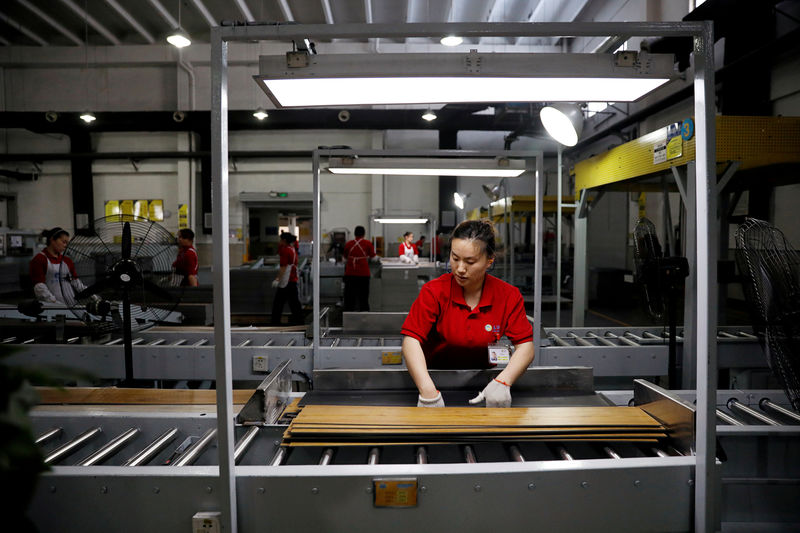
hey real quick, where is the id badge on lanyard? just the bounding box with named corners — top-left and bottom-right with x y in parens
top-left (487, 332), bottom-right (511, 365)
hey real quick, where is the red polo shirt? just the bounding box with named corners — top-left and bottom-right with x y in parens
top-left (279, 243), bottom-right (299, 283)
top-left (343, 237), bottom-right (376, 277)
top-left (401, 273), bottom-right (533, 369)
top-left (172, 246), bottom-right (198, 277)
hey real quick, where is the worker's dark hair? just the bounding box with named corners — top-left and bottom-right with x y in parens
top-left (45, 227), bottom-right (69, 244)
top-left (177, 228), bottom-right (195, 241)
top-left (354, 225), bottom-right (366, 238)
top-left (280, 232), bottom-right (297, 244)
top-left (418, 235), bottom-right (425, 240)
top-left (451, 219), bottom-right (496, 258)
top-left (403, 231), bottom-right (413, 238)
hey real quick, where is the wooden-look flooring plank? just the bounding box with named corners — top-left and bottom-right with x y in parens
top-left (35, 387), bottom-right (254, 405)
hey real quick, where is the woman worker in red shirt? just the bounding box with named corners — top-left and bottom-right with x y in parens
top-left (398, 231), bottom-right (419, 263)
top-left (271, 232), bottom-right (304, 326)
top-left (29, 227), bottom-right (85, 304)
top-left (401, 219), bottom-right (534, 408)
top-left (342, 225), bottom-right (378, 311)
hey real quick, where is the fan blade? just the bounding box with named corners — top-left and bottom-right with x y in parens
top-left (76, 277), bottom-right (112, 300)
top-left (122, 222), bottom-right (132, 260)
top-left (142, 279), bottom-right (175, 302)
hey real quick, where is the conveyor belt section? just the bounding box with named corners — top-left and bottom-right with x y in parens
top-left (30, 411), bottom-right (683, 469)
top-left (540, 326), bottom-right (762, 376)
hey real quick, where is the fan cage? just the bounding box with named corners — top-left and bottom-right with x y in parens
top-left (59, 216), bottom-right (184, 335)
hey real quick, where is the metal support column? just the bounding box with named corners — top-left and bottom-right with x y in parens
top-left (556, 144), bottom-right (562, 327)
top-left (533, 155), bottom-right (544, 355)
top-left (313, 151), bottom-right (322, 366)
top-left (210, 27), bottom-right (238, 533)
top-left (572, 190), bottom-right (588, 327)
top-left (694, 20), bottom-right (718, 533)
top-left (674, 164), bottom-right (697, 389)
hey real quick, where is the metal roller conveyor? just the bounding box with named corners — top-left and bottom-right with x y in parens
top-left (605, 332), bottom-right (639, 347)
top-left (148, 339), bottom-right (166, 346)
top-left (234, 426), bottom-right (261, 463)
top-left (759, 398), bottom-right (800, 424)
top-left (367, 447), bottom-right (380, 465)
top-left (35, 427), bottom-right (62, 445)
top-left (78, 428), bottom-right (140, 466)
top-left (269, 447), bottom-right (288, 466)
top-left (415, 446), bottom-right (428, 464)
top-left (603, 446), bottom-right (621, 459)
top-left (624, 331), bottom-right (646, 343)
top-left (727, 399), bottom-right (781, 426)
top-left (585, 331), bottom-right (616, 346)
top-left (566, 332), bottom-right (592, 347)
top-left (556, 445), bottom-right (574, 461)
top-left (716, 409), bottom-right (744, 426)
top-left (172, 428), bottom-right (216, 466)
top-left (508, 445), bottom-right (525, 462)
top-left (652, 447), bottom-right (669, 458)
top-left (124, 428), bottom-right (179, 466)
top-left (548, 333), bottom-right (570, 346)
top-left (463, 445), bottom-right (477, 463)
top-left (319, 448), bottom-right (335, 465)
top-left (44, 427), bottom-right (103, 465)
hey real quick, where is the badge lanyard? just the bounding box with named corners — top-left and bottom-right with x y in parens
top-left (487, 331), bottom-right (511, 365)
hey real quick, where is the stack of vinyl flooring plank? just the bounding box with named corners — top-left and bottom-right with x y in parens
top-left (282, 405), bottom-right (667, 447)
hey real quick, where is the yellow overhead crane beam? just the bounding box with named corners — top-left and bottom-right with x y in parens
top-left (574, 115), bottom-right (800, 199)
top-left (467, 196), bottom-right (576, 222)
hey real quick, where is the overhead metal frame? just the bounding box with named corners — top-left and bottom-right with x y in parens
top-left (311, 147), bottom-right (543, 369)
top-left (211, 21), bottom-right (716, 533)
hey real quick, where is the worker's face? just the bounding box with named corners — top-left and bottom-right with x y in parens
top-left (405, 233), bottom-right (414, 244)
top-left (177, 235), bottom-right (191, 248)
top-left (450, 238), bottom-right (493, 290)
top-left (50, 234), bottom-right (69, 254)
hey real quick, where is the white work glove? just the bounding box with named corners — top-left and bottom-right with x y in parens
top-left (469, 378), bottom-right (512, 408)
top-left (370, 255), bottom-right (381, 263)
top-left (417, 391), bottom-right (445, 408)
top-left (271, 279), bottom-right (279, 288)
top-left (413, 254), bottom-right (419, 264)
top-left (33, 283), bottom-right (58, 303)
top-left (399, 255), bottom-right (412, 264)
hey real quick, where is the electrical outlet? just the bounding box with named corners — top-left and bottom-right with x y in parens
top-left (192, 511), bottom-right (221, 533)
top-left (252, 355), bottom-right (269, 372)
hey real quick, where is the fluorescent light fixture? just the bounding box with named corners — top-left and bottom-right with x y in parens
top-left (167, 28), bottom-right (191, 48)
top-left (256, 52), bottom-right (675, 108)
top-left (454, 192), bottom-right (465, 210)
top-left (422, 110), bottom-right (437, 121)
top-left (440, 35), bottom-right (463, 46)
top-left (375, 218), bottom-right (428, 224)
top-left (79, 111), bottom-right (96, 123)
top-left (540, 103), bottom-right (584, 147)
top-left (326, 157), bottom-right (526, 178)
top-left (253, 107), bottom-right (269, 120)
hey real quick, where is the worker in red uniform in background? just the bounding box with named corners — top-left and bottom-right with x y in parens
top-left (342, 225), bottom-right (378, 311)
top-left (401, 219), bottom-right (534, 408)
top-left (173, 228), bottom-right (199, 287)
top-left (29, 227), bottom-right (86, 304)
top-left (414, 235), bottom-right (426, 257)
top-left (271, 232), bottom-right (303, 326)
top-left (398, 231), bottom-right (419, 263)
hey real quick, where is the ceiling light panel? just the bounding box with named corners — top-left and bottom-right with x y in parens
top-left (256, 52), bottom-right (676, 108)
